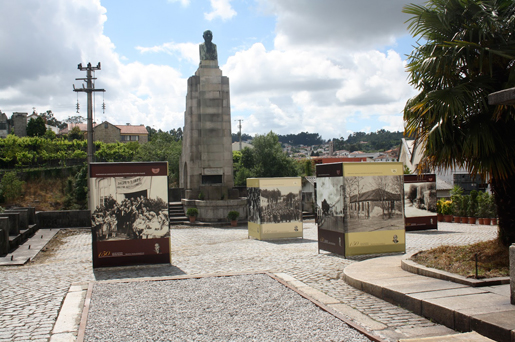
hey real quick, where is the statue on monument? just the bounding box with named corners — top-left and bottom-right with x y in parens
top-left (199, 30), bottom-right (218, 62)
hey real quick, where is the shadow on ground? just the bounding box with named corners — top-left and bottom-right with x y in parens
top-left (93, 264), bottom-right (186, 281)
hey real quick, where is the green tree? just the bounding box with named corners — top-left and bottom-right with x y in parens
top-left (68, 126), bottom-right (84, 141)
top-left (0, 171), bottom-right (25, 203)
top-left (403, 0), bottom-right (515, 246)
top-left (133, 131), bottom-right (182, 187)
top-left (27, 117), bottom-right (47, 137)
top-left (250, 131), bottom-right (300, 178)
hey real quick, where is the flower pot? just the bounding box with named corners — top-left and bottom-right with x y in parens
top-left (460, 216), bottom-right (468, 224)
top-left (490, 218), bottom-right (497, 225)
top-left (478, 218), bottom-right (484, 225)
top-left (230, 220), bottom-right (237, 227)
top-left (189, 216), bottom-right (196, 223)
top-left (482, 218), bottom-right (491, 225)
top-left (453, 216), bottom-right (460, 223)
top-left (444, 214), bottom-right (453, 222)
top-left (467, 217), bottom-right (476, 224)
top-left (437, 213), bottom-right (444, 222)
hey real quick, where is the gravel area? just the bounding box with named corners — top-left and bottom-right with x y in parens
top-left (84, 274), bottom-right (372, 342)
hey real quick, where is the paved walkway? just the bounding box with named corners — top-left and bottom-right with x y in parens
top-left (0, 222), bottom-right (500, 341)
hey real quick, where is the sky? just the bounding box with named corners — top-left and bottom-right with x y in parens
top-left (0, 0), bottom-right (424, 141)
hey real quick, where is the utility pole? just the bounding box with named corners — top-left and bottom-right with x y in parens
top-left (235, 119), bottom-right (243, 151)
top-left (73, 62), bottom-right (105, 165)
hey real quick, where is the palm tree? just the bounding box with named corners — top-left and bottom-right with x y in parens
top-left (403, 0), bottom-right (515, 246)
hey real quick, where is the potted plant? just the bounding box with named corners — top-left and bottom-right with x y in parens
top-left (450, 185), bottom-right (463, 223)
top-left (476, 192), bottom-right (487, 225)
top-left (459, 195), bottom-right (469, 223)
top-left (487, 194), bottom-right (498, 225)
top-left (436, 199), bottom-right (445, 222)
top-left (442, 200), bottom-right (453, 222)
top-left (186, 208), bottom-right (198, 223)
top-left (227, 210), bottom-right (239, 227)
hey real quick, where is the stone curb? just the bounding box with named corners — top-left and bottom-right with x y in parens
top-left (343, 255), bottom-right (515, 342)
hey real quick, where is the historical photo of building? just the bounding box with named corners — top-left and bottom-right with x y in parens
top-left (345, 175), bottom-right (404, 233)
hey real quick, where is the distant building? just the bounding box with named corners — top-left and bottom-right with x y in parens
top-left (11, 112), bottom-right (28, 137)
top-left (0, 111), bottom-right (8, 138)
top-left (59, 121), bottom-right (148, 144)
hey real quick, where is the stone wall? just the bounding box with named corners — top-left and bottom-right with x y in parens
top-left (182, 199), bottom-right (247, 222)
top-left (94, 122), bottom-right (121, 144)
top-left (37, 210), bottom-right (91, 229)
top-left (0, 217), bottom-right (9, 255)
top-left (0, 213), bottom-right (20, 235)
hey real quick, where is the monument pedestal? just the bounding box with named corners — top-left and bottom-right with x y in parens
top-left (180, 50), bottom-right (243, 220)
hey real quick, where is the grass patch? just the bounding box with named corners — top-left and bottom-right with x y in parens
top-left (411, 239), bottom-right (509, 279)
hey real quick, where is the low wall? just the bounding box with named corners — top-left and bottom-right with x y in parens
top-left (0, 217), bottom-right (9, 255)
top-left (511, 244), bottom-right (514, 305)
top-left (182, 199), bottom-right (247, 222)
top-left (37, 210), bottom-right (91, 229)
top-left (0, 213), bottom-right (20, 235)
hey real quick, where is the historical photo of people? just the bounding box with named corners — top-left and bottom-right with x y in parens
top-left (404, 181), bottom-right (437, 218)
top-left (90, 175), bottom-right (169, 241)
top-left (247, 187), bottom-right (261, 224)
top-left (316, 176), bottom-right (345, 232)
top-left (344, 175), bottom-right (404, 233)
top-left (258, 186), bottom-right (302, 224)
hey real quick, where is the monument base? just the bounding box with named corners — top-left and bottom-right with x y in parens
top-left (182, 199), bottom-right (247, 222)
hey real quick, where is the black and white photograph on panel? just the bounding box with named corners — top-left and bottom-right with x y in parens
top-left (247, 186), bottom-right (261, 224)
top-left (404, 181), bottom-right (437, 218)
top-left (90, 175), bottom-right (169, 242)
top-left (345, 175), bottom-right (404, 233)
top-left (259, 187), bottom-right (302, 224)
top-left (316, 176), bottom-right (344, 232)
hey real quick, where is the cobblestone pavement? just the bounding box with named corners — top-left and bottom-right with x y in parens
top-left (0, 222), bottom-right (498, 342)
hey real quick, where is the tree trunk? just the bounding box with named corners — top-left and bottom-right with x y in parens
top-left (491, 175), bottom-right (515, 247)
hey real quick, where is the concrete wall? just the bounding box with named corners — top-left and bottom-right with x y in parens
top-left (37, 210), bottom-right (91, 229)
top-left (12, 112), bottom-right (27, 137)
top-left (0, 213), bottom-right (20, 235)
top-left (182, 199), bottom-right (247, 222)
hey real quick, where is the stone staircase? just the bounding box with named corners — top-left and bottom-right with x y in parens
top-left (168, 202), bottom-right (188, 224)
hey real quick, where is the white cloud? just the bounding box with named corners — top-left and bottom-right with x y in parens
top-left (168, 0), bottom-right (190, 6)
top-left (204, 0), bottom-right (237, 21)
top-left (136, 42), bottom-right (199, 64)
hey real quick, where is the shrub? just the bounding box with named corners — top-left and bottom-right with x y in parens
top-left (0, 171), bottom-right (25, 203)
top-left (227, 210), bottom-right (239, 221)
top-left (186, 208), bottom-right (198, 217)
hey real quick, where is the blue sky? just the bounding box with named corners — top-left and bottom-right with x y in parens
top-left (0, 0), bottom-right (424, 141)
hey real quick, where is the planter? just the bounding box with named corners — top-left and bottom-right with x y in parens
top-left (490, 218), bottom-right (498, 225)
top-left (453, 216), bottom-right (461, 223)
top-left (437, 213), bottom-right (444, 222)
top-left (444, 214), bottom-right (453, 222)
top-left (230, 220), bottom-right (237, 227)
top-left (467, 217), bottom-right (477, 224)
top-left (482, 218), bottom-right (491, 225)
top-left (189, 216), bottom-right (196, 223)
top-left (460, 216), bottom-right (468, 224)
top-left (478, 218), bottom-right (484, 225)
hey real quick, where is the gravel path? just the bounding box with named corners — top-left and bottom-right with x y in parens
top-left (84, 274), bottom-right (372, 342)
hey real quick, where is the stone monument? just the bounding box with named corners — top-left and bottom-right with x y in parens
top-left (179, 30), bottom-right (246, 221)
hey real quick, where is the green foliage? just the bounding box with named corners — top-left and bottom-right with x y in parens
top-left (68, 126), bottom-right (84, 141)
top-left (27, 117), bottom-right (47, 137)
top-left (403, 165), bottom-right (412, 174)
top-left (232, 132), bottom-right (300, 185)
top-left (133, 131), bottom-right (182, 187)
top-left (227, 210), bottom-right (239, 220)
top-left (332, 130), bottom-right (403, 152)
top-left (186, 207), bottom-right (198, 217)
top-left (95, 142), bottom-right (138, 162)
top-left (44, 129), bottom-right (57, 140)
top-left (403, 0), bottom-right (515, 245)
top-left (0, 171), bottom-right (25, 202)
top-left (300, 159), bottom-right (314, 177)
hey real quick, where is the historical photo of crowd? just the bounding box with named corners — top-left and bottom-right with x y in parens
top-left (90, 175), bottom-right (169, 241)
top-left (404, 182), bottom-right (437, 218)
top-left (317, 175), bottom-right (404, 233)
top-left (247, 187), bottom-right (302, 224)
top-left (316, 176), bottom-right (345, 232)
